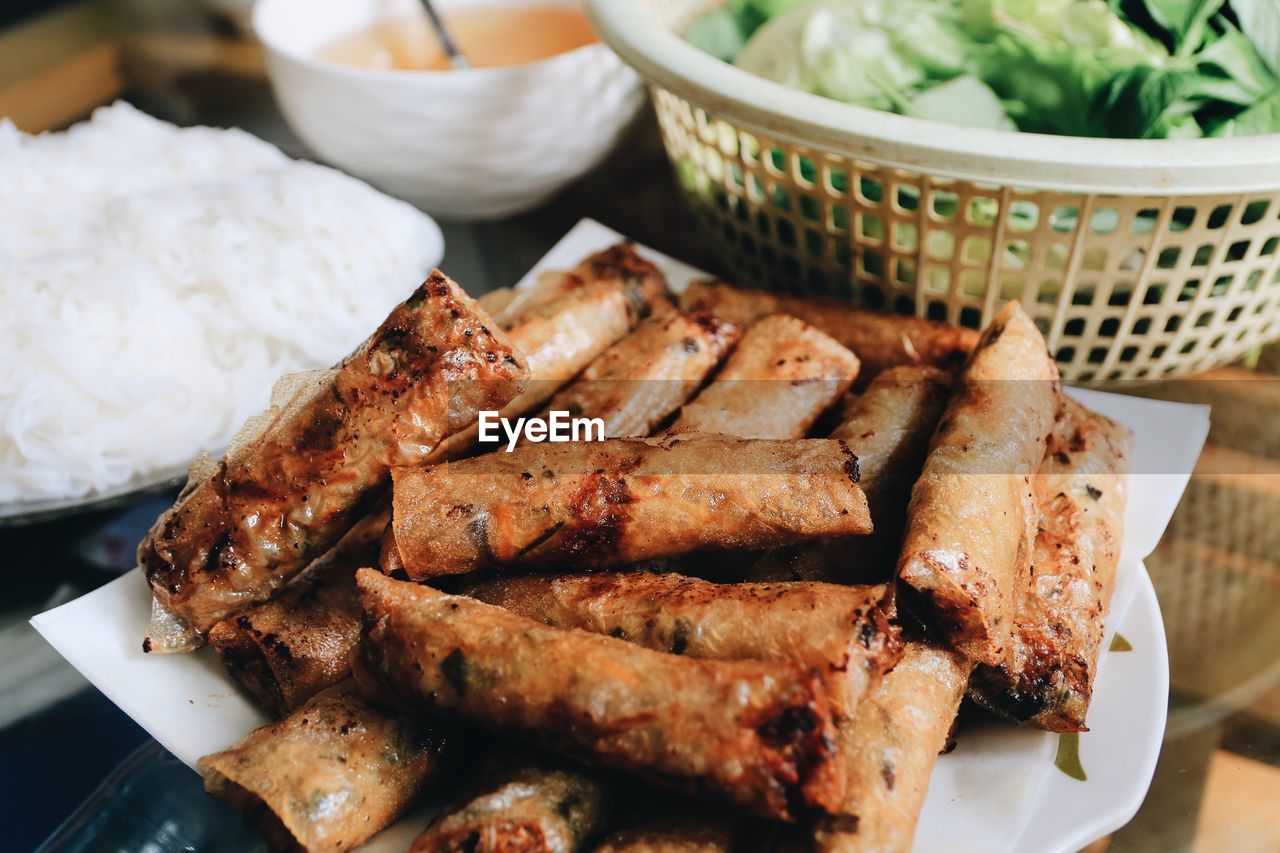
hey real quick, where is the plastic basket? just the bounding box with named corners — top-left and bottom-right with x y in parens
top-left (589, 0), bottom-right (1280, 383)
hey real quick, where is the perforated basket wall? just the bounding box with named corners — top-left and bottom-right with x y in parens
top-left (620, 0), bottom-right (1280, 384)
top-left (654, 94), bottom-right (1280, 383)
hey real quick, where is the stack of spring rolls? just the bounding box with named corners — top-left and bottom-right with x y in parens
top-left (137, 244), bottom-right (1132, 852)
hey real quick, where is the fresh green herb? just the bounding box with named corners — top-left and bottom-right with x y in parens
top-left (688, 0), bottom-right (1280, 137)
top-left (1233, 0), bottom-right (1280, 73)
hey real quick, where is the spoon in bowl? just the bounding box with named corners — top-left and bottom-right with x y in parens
top-left (417, 0), bottom-right (470, 69)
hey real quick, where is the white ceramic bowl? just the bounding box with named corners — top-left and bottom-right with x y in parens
top-left (254, 0), bottom-right (644, 220)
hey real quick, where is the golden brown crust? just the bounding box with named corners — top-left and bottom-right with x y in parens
top-left (430, 245), bottom-right (673, 461)
top-left (788, 643), bottom-right (971, 853)
top-left (389, 436), bottom-right (872, 579)
top-left (897, 302), bottom-right (1060, 667)
top-left (353, 571), bottom-right (845, 821)
top-left (460, 572), bottom-right (901, 717)
top-left (969, 398), bottom-right (1132, 731)
top-left (749, 366), bottom-right (952, 585)
top-left (477, 287), bottom-right (518, 323)
top-left (678, 281), bottom-right (978, 381)
top-left (671, 314), bottom-right (860, 439)
top-left (199, 682), bottom-right (451, 852)
top-left (207, 508), bottom-right (389, 715)
top-left (536, 310), bottom-right (740, 439)
top-left (595, 805), bottom-right (741, 852)
top-left (410, 754), bottom-right (616, 852)
top-left (139, 272), bottom-right (528, 649)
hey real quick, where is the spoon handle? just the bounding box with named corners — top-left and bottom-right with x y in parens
top-left (418, 0), bottom-right (469, 69)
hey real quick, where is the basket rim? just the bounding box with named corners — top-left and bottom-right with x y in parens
top-left (589, 0), bottom-right (1280, 196)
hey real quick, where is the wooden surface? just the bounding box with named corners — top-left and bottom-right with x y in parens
top-left (0, 1), bottom-right (122, 131)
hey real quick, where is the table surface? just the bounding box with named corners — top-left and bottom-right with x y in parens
top-left (2, 3), bottom-right (1278, 852)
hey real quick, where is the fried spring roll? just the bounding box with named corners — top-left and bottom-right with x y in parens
top-left (679, 281), bottom-right (978, 380)
top-left (802, 643), bottom-right (972, 853)
top-left (388, 436), bottom-right (871, 579)
top-left (199, 682), bottom-right (450, 852)
top-left (410, 753), bottom-right (617, 852)
top-left (461, 572), bottom-right (900, 717)
top-left (430, 245), bottom-right (672, 460)
top-left (207, 508), bottom-right (389, 715)
top-left (535, 310), bottom-right (740, 439)
top-left (477, 287), bottom-right (517, 321)
top-left (595, 804), bottom-right (742, 852)
top-left (969, 398), bottom-right (1131, 732)
top-left (671, 314), bottom-right (860, 439)
top-left (139, 272), bottom-right (528, 651)
top-left (498, 263), bottom-right (630, 329)
top-left (353, 571), bottom-right (845, 820)
top-left (748, 366), bottom-right (952, 585)
top-left (897, 301), bottom-right (1059, 667)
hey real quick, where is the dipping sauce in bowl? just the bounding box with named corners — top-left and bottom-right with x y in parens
top-left (255, 0), bottom-right (642, 218)
top-left (316, 6), bottom-right (597, 70)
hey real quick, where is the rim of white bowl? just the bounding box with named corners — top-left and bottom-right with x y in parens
top-left (588, 0), bottom-right (1280, 195)
top-left (254, 0), bottom-right (609, 82)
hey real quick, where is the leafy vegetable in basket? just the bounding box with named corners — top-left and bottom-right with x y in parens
top-left (687, 0), bottom-right (1280, 137)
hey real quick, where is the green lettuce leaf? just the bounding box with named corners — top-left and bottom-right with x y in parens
top-left (909, 74), bottom-right (1017, 128)
top-left (1233, 0), bottom-right (1280, 75)
top-left (687, 9), bottom-right (750, 61)
top-left (1140, 0), bottom-right (1224, 52)
top-left (1208, 88), bottom-right (1280, 132)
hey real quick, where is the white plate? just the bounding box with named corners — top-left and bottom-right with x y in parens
top-left (33, 220), bottom-right (1209, 852)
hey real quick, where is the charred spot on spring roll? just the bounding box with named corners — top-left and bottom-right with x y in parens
top-left (535, 310), bottom-right (740, 439)
top-left (460, 571), bottom-right (901, 718)
top-left (139, 271), bottom-right (528, 650)
top-left (897, 301), bottom-right (1060, 667)
top-left (353, 570), bottom-right (845, 821)
top-left (969, 398), bottom-right (1132, 732)
top-left (199, 681), bottom-right (451, 852)
top-left (411, 751), bottom-right (618, 852)
top-left (678, 280), bottom-right (978, 381)
top-left (670, 314), bottom-right (860, 440)
top-left (388, 436), bottom-right (872, 579)
top-left (749, 365), bottom-right (952, 585)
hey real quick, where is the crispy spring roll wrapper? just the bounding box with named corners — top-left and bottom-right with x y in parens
top-left (595, 804), bottom-right (745, 853)
top-left (679, 280), bottom-right (978, 380)
top-left (534, 310), bottom-right (741, 439)
top-left (671, 314), bottom-right (860, 439)
top-left (199, 682), bottom-right (451, 852)
top-left (430, 244), bottom-right (672, 461)
top-left (969, 398), bottom-right (1132, 732)
top-left (790, 643), bottom-right (972, 853)
top-left (748, 366), bottom-right (952, 585)
top-left (207, 507), bottom-right (389, 715)
top-left (498, 260), bottom-right (639, 330)
top-left (354, 571), bottom-right (845, 821)
top-left (476, 287), bottom-right (517, 322)
top-left (411, 753), bottom-right (618, 852)
top-left (461, 572), bottom-right (901, 718)
top-left (897, 301), bottom-right (1060, 667)
top-left (388, 435), bottom-right (871, 579)
top-left (138, 272), bottom-right (528, 651)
